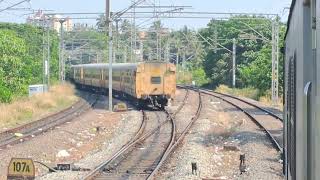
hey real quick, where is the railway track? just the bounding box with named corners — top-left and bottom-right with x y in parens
top-left (82, 110), bottom-right (175, 179)
top-left (147, 89), bottom-right (202, 179)
top-left (0, 93), bottom-right (98, 149)
top-left (82, 89), bottom-right (204, 180)
top-left (182, 85), bottom-right (283, 152)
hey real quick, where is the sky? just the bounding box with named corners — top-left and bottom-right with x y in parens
top-left (0, 0), bottom-right (292, 29)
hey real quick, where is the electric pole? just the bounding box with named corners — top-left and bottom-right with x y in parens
top-left (176, 51), bottom-right (179, 77)
top-left (124, 46), bottom-right (127, 63)
top-left (140, 40), bottom-right (143, 62)
top-left (165, 42), bottom-right (169, 62)
top-left (115, 18), bottom-right (120, 63)
top-left (232, 38), bottom-right (236, 88)
top-left (271, 20), bottom-right (279, 106)
top-left (47, 18), bottom-right (51, 90)
top-left (42, 19), bottom-right (46, 91)
top-left (107, 0), bottom-right (113, 111)
top-left (182, 49), bottom-right (186, 76)
top-left (59, 19), bottom-right (66, 83)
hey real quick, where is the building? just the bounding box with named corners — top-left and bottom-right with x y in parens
top-left (26, 10), bottom-right (73, 33)
top-left (52, 15), bottom-right (73, 33)
top-left (26, 10), bottom-right (45, 27)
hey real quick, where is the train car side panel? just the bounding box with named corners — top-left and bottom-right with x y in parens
top-left (70, 63), bottom-right (174, 107)
top-left (135, 65), bottom-right (144, 99)
top-left (285, 1), bottom-right (317, 179)
top-left (311, 1), bottom-right (320, 179)
top-left (315, 1), bottom-right (320, 179)
top-left (163, 63), bottom-right (176, 99)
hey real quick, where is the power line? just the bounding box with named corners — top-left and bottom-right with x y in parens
top-left (0, 0), bottom-right (30, 13)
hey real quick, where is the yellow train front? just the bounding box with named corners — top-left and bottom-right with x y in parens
top-left (70, 62), bottom-right (176, 108)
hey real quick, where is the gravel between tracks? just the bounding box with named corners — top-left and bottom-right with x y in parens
top-left (38, 108), bottom-right (142, 180)
top-left (157, 90), bottom-right (284, 180)
top-left (0, 94), bottom-right (141, 180)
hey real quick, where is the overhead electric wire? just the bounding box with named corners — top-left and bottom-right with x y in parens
top-left (112, 0), bottom-right (146, 18)
top-left (0, 0), bottom-right (30, 13)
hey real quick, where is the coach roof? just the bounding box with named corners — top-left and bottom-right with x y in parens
top-left (285, 0), bottom-right (296, 39)
top-left (71, 63), bottom-right (139, 70)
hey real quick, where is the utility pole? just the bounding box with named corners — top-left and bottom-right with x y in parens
top-left (140, 40), bottom-right (143, 62)
top-left (106, 0), bottom-right (113, 111)
top-left (271, 20), bottom-right (279, 106)
top-left (156, 27), bottom-right (159, 61)
top-left (159, 27), bottom-right (162, 61)
top-left (124, 46), bottom-right (127, 63)
top-left (115, 18), bottom-right (120, 63)
top-left (59, 19), bottom-right (66, 83)
top-left (232, 38), bottom-right (236, 88)
top-left (182, 50), bottom-right (186, 77)
top-left (133, 0), bottom-right (137, 62)
top-left (165, 42), bottom-right (169, 62)
top-left (130, 2), bottom-right (134, 63)
top-left (176, 51), bottom-right (179, 78)
top-left (46, 18), bottom-right (51, 90)
top-left (42, 19), bottom-right (46, 90)
top-left (213, 21), bottom-right (218, 53)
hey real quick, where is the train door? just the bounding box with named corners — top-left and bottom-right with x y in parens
top-left (147, 63), bottom-right (163, 95)
top-left (120, 71), bottom-right (124, 95)
top-left (129, 70), bottom-right (134, 96)
top-left (73, 68), bottom-right (76, 80)
top-left (80, 67), bottom-right (84, 83)
top-left (101, 69), bottom-right (104, 88)
top-left (287, 54), bottom-right (296, 180)
top-left (163, 64), bottom-right (175, 97)
top-left (311, 1), bottom-right (320, 180)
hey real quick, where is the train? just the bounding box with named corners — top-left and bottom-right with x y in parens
top-left (284, 0), bottom-right (319, 180)
top-left (69, 62), bottom-right (176, 108)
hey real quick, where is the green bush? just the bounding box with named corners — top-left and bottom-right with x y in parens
top-left (215, 85), bottom-right (260, 100)
top-left (192, 68), bottom-right (209, 86)
top-left (0, 84), bottom-right (12, 103)
top-left (0, 23), bottom-right (59, 103)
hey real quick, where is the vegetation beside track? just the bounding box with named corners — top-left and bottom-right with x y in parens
top-left (170, 16), bottom-right (286, 102)
top-left (215, 85), bottom-right (283, 108)
top-left (0, 23), bottom-right (59, 103)
top-left (199, 16), bottom-right (286, 95)
top-left (0, 83), bottom-right (78, 130)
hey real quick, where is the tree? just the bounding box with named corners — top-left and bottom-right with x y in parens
top-left (0, 29), bottom-right (27, 102)
top-left (0, 23), bottom-right (59, 102)
top-left (199, 16), bottom-right (285, 95)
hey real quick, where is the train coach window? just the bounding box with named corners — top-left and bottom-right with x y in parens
top-left (151, 77), bottom-right (161, 84)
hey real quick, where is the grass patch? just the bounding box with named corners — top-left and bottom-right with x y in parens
top-left (216, 85), bottom-right (260, 100)
top-left (0, 83), bottom-right (78, 130)
top-left (215, 85), bottom-right (283, 109)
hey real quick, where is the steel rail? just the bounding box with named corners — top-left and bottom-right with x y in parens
top-left (146, 110), bottom-right (177, 179)
top-left (182, 86), bottom-right (282, 152)
top-left (83, 112), bottom-right (172, 179)
top-left (147, 89), bottom-right (202, 179)
top-left (0, 94), bottom-right (98, 149)
top-left (210, 91), bottom-right (282, 121)
top-left (83, 89), bottom-right (190, 180)
top-left (179, 85), bottom-right (283, 121)
top-left (82, 110), bottom-right (148, 180)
